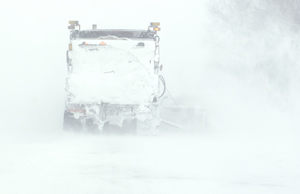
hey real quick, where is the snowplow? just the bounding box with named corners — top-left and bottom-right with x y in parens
top-left (64, 21), bottom-right (165, 134)
top-left (63, 21), bottom-right (207, 134)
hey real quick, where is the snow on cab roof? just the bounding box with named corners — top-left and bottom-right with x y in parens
top-left (71, 30), bottom-right (156, 40)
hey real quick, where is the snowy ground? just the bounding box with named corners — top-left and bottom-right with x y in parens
top-left (1, 130), bottom-right (299, 194)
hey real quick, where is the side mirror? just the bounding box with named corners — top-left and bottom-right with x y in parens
top-left (160, 64), bottom-right (163, 71)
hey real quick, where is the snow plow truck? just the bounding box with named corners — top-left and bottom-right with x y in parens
top-left (63, 21), bottom-right (165, 134)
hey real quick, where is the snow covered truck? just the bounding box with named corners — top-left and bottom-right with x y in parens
top-left (63, 21), bottom-right (165, 134)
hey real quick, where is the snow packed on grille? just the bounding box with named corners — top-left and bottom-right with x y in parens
top-left (67, 40), bottom-right (158, 104)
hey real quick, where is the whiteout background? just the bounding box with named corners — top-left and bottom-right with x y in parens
top-left (0, 0), bottom-right (299, 193)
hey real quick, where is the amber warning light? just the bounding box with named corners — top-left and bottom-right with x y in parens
top-left (149, 22), bottom-right (161, 32)
top-left (150, 22), bottom-right (160, 26)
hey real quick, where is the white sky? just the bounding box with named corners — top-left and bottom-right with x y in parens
top-left (0, 0), bottom-right (207, 85)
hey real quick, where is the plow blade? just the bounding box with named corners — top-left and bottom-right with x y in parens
top-left (159, 106), bottom-right (208, 133)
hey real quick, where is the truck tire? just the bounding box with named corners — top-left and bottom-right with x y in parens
top-left (102, 119), bottom-right (137, 135)
top-left (122, 119), bottom-right (137, 134)
top-left (85, 119), bottom-right (99, 133)
top-left (136, 119), bottom-right (159, 135)
top-left (63, 111), bottom-right (82, 131)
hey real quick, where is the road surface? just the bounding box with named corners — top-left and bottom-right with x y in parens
top-left (0, 130), bottom-right (299, 194)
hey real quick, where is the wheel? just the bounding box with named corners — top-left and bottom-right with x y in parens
top-left (85, 118), bottom-right (99, 133)
top-left (63, 111), bottom-right (82, 131)
top-left (136, 118), bottom-right (159, 135)
top-left (122, 119), bottom-right (137, 134)
top-left (102, 119), bottom-right (137, 135)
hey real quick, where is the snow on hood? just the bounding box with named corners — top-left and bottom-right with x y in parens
top-left (67, 39), bottom-right (157, 104)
